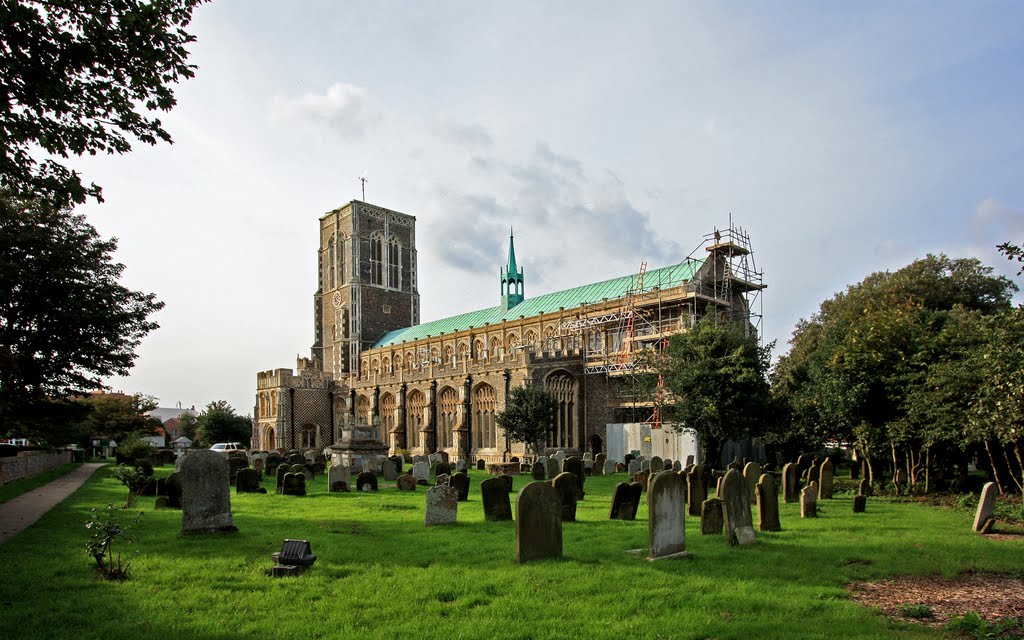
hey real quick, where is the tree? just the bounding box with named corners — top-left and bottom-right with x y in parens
top-left (998, 241), bottom-right (1023, 276)
top-left (495, 384), bottom-right (557, 455)
top-left (0, 195), bottom-right (164, 444)
top-left (646, 320), bottom-right (775, 466)
top-left (71, 392), bottom-right (160, 447)
top-left (193, 401), bottom-right (251, 448)
top-left (1, 0), bottom-right (207, 207)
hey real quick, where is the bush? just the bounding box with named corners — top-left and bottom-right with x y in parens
top-left (116, 436), bottom-right (157, 463)
top-left (109, 464), bottom-right (154, 508)
top-left (945, 612), bottom-right (1022, 639)
top-left (900, 603), bottom-right (934, 619)
top-left (84, 504), bottom-right (142, 580)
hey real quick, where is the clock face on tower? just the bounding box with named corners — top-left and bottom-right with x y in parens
top-left (332, 291), bottom-right (343, 308)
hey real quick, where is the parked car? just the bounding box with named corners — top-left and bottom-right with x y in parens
top-left (210, 442), bottom-right (244, 454)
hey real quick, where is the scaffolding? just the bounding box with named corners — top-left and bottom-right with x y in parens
top-left (555, 220), bottom-right (765, 423)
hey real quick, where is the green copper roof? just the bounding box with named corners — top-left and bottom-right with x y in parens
top-left (372, 258), bottom-right (703, 348)
top-left (504, 229), bottom-right (519, 276)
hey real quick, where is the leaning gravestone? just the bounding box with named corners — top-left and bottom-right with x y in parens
top-left (425, 485), bottom-right (458, 527)
top-left (973, 482), bottom-right (998, 533)
top-left (551, 472), bottom-right (578, 522)
top-left (686, 466), bottom-right (705, 517)
top-left (480, 477), bottom-right (513, 522)
top-left (546, 458), bottom-right (560, 481)
top-left (180, 450), bottom-right (238, 534)
top-left (356, 471), bottom-right (378, 492)
top-left (412, 461), bottom-right (430, 484)
top-left (449, 472), bottom-right (470, 501)
top-left (609, 482), bottom-right (640, 520)
top-left (647, 471), bottom-right (687, 560)
top-left (756, 473), bottom-right (781, 532)
top-left (328, 463), bottom-right (350, 492)
top-left (685, 455), bottom-right (695, 467)
top-left (818, 459), bottom-right (834, 500)
top-left (282, 472), bottom-right (306, 496)
top-left (800, 485), bottom-right (817, 518)
top-left (563, 457), bottom-right (585, 499)
top-left (532, 463), bottom-right (546, 481)
top-left (700, 498), bottom-right (724, 535)
top-left (743, 462), bottom-right (762, 500)
top-left (515, 482), bottom-right (562, 563)
top-left (236, 468), bottom-right (263, 494)
top-left (782, 463), bottom-right (799, 503)
top-left (720, 468), bottom-right (756, 545)
top-left (396, 474), bottom-right (417, 491)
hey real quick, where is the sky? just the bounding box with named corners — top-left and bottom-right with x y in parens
top-left (71, 1), bottom-right (1024, 416)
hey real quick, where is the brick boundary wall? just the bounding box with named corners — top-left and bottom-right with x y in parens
top-left (0, 450), bottom-right (73, 486)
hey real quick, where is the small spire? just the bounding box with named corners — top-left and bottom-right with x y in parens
top-left (506, 227), bottom-right (518, 275)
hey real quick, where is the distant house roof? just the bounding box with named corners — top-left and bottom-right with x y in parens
top-left (372, 258), bottom-right (703, 348)
top-left (148, 407), bottom-right (198, 424)
top-left (170, 436), bottom-right (193, 445)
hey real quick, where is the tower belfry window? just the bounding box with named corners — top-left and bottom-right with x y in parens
top-left (370, 235), bottom-right (383, 285)
top-left (388, 238), bottom-right (400, 289)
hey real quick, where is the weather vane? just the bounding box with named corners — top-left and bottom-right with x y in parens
top-left (359, 172), bottom-right (367, 201)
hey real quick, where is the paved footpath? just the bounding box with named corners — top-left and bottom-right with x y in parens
top-left (0, 463), bottom-right (106, 545)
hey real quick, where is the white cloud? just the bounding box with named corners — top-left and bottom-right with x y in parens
top-left (269, 82), bottom-right (375, 138)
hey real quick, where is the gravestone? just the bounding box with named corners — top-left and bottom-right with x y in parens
top-left (640, 459), bottom-right (651, 473)
top-left (437, 451), bottom-right (450, 464)
top-left (499, 474), bottom-right (514, 492)
top-left (328, 463), bottom-right (350, 492)
top-left (236, 468), bottom-right (264, 494)
top-left (973, 482), bottom-right (998, 533)
top-left (165, 472), bottom-right (182, 509)
top-left (593, 454), bottom-right (606, 476)
top-left (546, 458), bottom-right (560, 480)
top-left (686, 465), bottom-right (705, 517)
top-left (551, 472), bottom-right (578, 522)
top-left (615, 462), bottom-right (626, 473)
top-left (412, 461), bottom-right (430, 484)
top-left (700, 498), bottom-right (724, 535)
top-left (800, 485), bottom-right (817, 518)
top-left (288, 453), bottom-right (304, 465)
top-left (455, 459), bottom-right (467, 474)
top-left (633, 470), bottom-right (650, 491)
top-left (649, 456), bottom-right (663, 475)
top-left (685, 455), bottom-right (695, 467)
top-left (583, 452), bottom-right (593, 462)
top-left (808, 459), bottom-right (820, 485)
top-left (383, 460), bottom-right (399, 481)
top-left (563, 457), bottom-right (585, 499)
top-left (266, 454), bottom-right (282, 477)
top-left (435, 473), bottom-right (451, 487)
top-left (180, 450), bottom-right (237, 534)
top-left (425, 485), bottom-right (458, 526)
top-left (515, 482), bottom-right (563, 563)
top-left (609, 482), bottom-right (640, 520)
top-left (743, 462), bottom-right (762, 500)
top-left (356, 471), bottom-right (378, 492)
top-left (627, 460), bottom-right (640, 476)
top-left (849, 459), bottom-right (860, 480)
top-left (282, 473), bottom-right (306, 496)
top-left (782, 463), bottom-right (799, 503)
top-left (859, 477), bottom-right (872, 497)
top-left (672, 460), bottom-right (682, 472)
top-left (720, 468), bottom-right (756, 545)
top-left (477, 459), bottom-right (486, 470)
top-left (604, 460), bottom-right (617, 475)
top-left (553, 450), bottom-right (566, 468)
top-left (396, 474), bottom-right (417, 491)
top-left (449, 471), bottom-right (470, 501)
top-left (818, 459), bottom-right (834, 500)
top-left (434, 461), bottom-right (451, 478)
top-left (648, 471), bottom-right (687, 560)
top-left (756, 473), bottom-right (781, 532)
top-left (852, 495), bottom-right (866, 513)
top-left (291, 463), bottom-right (311, 483)
top-left (532, 463), bottom-right (546, 481)
top-left (481, 477), bottom-right (513, 522)
top-left (583, 459), bottom-right (593, 475)
top-left (413, 454), bottom-right (428, 464)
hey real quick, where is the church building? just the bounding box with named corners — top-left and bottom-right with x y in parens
top-left (252, 200), bottom-right (763, 463)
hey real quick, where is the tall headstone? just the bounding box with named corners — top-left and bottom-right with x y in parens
top-left (455, 459), bottom-right (468, 474)
top-left (180, 450), bottom-right (237, 534)
top-left (477, 459), bottom-right (486, 471)
top-left (627, 459), bottom-right (640, 476)
top-left (700, 498), bottom-right (724, 535)
top-left (818, 459), bottom-right (834, 500)
top-left (276, 465), bottom-right (289, 492)
top-left (800, 485), bottom-right (817, 518)
top-left (425, 485), bottom-right (458, 526)
top-left (782, 463), bottom-right (799, 503)
top-left (235, 468), bottom-right (262, 494)
top-left (604, 459), bottom-right (617, 475)
top-left (449, 471), bottom-right (470, 501)
top-left (412, 461), bottom-right (430, 484)
top-left (515, 482), bottom-right (562, 563)
top-left (282, 472), bottom-right (306, 496)
top-left (686, 465), bottom-right (705, 517)
top-left (743, 462), bottom-right (762, 500)
top-left (531, 462), bottom-right (546, 481)
top-left (328, 463), bottom-right (350, 492)
top-left (608, 482), bottom-right (642, 520)
top-left (973, 482), bottom-right (998, 533)
top-left (551, 472), bottom-right (578, 522)
top-left (720, 468), bottom-right (756, 545)
top-left (383, 460), bottom-right (399, 481)
top-left (685, 455), bottom-right (695, 467)
top-left (165, 472), bottom-right (182, 509)
top-left (649, 456), bottom-right (663, 475)
top-left (647, 471), bottom-right (687, 560)
top-left (756, 473), bottom-right (781, 532)
top-left (545, 458), bottom-right (560, 481)
top-left (563, 457), bottom-right (585, 499)
top-left (480, 477), bottom-right (513, 522)
top-left (593, 454), bottom-right (606, 476)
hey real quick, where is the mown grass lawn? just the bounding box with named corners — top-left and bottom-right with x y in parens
top-left (1, 465), bottom-right (1021, 640)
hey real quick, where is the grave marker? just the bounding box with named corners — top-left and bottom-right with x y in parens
top-left (720, 468), bottom-right (756, 545)
top-left (515, 482), bottom-right (562, 563)
top-left (647, 471), bottom-right (687, 560)
top-left (180, 450), bottom-right (238, 534)
top-left (425, 485), bottom-right (458, 526)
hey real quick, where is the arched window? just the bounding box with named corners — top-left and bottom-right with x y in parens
top-left (544, 327), bottom-right (557, 352)
top-left (443, 345), bottom-right (454, 366)
top-left (506, 333), bottom-right (519, 352)
top-left (545, 372), bottom-right (577, 449)
top-left (407, 389), bottom-right (424, 449)
top-left (263, 425), bottom-right (276, 451)
top-left (387, 237), bottom-right (401, 289)
top-left (474, 339), bottom-right (485, 362)
top-left (300, 424), bottom-right (317, 449)
top-left (489, 337), bottom-right (501, 360)
top-left (369, 234), bottom-right (383, 285)
top-left (457, 342), bottom-right (468, 363)
top-left (337, 236), bottom-right (345, 285)
top-left (356, 395), bottom-right (372, 426)
top-left (406, 350), bottom-right (415, 370)
top-left (438, 387), bottom-right (458, 449)
top-left (270, 391), bottom-right (277, 417)
top-left (525, 330), bottom-right (538, 350)
top-left (327, 238), bottom-right (336, 290)
top-left (380, 393), bottom-right (395, 448)
top-left (473, 384), bottom-right (496, 450)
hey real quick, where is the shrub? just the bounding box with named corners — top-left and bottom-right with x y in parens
top-left (109, 464), bottom-right (154, 508)
top-left (116, 435), bottom-right (157, 462)
top-left (84, 504), bottom-right (142, 580)
top-left (900, 603), bottom-right (934, 619)
top-left (945, 612), bottom-right (1022, 639)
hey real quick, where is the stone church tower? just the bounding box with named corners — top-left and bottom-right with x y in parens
top-left (312, 200), bottom-right (420, 379)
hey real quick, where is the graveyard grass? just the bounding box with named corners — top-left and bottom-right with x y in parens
top-left (2, 467), bottom-right (1022, 640)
